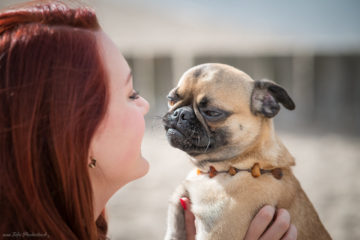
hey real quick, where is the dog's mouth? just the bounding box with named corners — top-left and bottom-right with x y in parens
top-left (165, 127), bottom-right (184, 139)
top-left (164, 125), bottom-right (196, 144)
top-left (164, 125), bottom-right (216, 155)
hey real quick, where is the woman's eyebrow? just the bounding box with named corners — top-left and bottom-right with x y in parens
top-left (125, 71), bottom-right (132, 85)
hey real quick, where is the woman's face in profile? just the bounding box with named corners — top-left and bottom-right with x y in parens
top-left (89, 31), bottom-right (150, 188)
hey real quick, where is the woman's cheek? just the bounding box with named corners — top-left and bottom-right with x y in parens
top-left (120, 107), bottom-right (145, 143)
top-left (114, 107), bottom-right (145, 163)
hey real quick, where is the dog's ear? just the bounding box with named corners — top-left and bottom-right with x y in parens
top-left (250, 79), bottom-right (295, 118)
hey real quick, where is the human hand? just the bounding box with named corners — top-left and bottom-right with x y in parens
top-left (244, 205), bottom-right (297, 240)
top-left (180, 199), bottom-right (296, 240)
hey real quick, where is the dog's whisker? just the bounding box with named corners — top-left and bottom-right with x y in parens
top-left (204, 138), bottom-right (211, 153)
top-left (190, 129), bottom-right (197, 138)
top-left (151, 115), bottom-right (164, 120)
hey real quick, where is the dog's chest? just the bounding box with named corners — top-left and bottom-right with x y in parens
top-left (184, 169), bottom-right (254, 234)
top-left (184, 168), bottom-right (289, 239)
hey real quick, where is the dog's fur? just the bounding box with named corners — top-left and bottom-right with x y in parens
top-left (162, 63), bottom-right (331, 240)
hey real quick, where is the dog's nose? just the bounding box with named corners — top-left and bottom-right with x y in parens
top-left (172, 108), bottom-right (193, 123)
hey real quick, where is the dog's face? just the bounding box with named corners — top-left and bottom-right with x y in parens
top-left (162, 63), bottom-right (295, 163)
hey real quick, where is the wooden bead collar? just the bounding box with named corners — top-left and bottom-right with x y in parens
top-left (196, 163), bottom-right (283, 180)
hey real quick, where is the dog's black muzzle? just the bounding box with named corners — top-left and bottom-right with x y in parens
top-left (169, 106), bottom-right (196, 133)
top-left (162, 106), bottom-right (212, 153)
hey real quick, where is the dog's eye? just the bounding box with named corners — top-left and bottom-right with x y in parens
top-left (201, 108), bottom-right (230, 121)
top-left (168, 100), bottom-right (176, 107)
top-left (167, 95), bottom-right (179, 107)
top-left (201, 108), bottom-right (229, 121)
top-left (204, 110), bottom-right (221, 117)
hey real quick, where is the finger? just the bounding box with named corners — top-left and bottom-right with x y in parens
top-left (244, 205), bottom-right (275, 240)
top-left (181, 198), bottom-right (196, 240)
top-left (281, 224), bottom-right (297, 240)
top-left (260, 208), bottom-right (291, 240)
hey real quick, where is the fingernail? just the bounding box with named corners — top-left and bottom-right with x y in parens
top-left (179, 198), bottom-right (187, 210)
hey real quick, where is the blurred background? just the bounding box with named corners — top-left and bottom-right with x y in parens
top-left (1, 0), bottom-right (360, 239)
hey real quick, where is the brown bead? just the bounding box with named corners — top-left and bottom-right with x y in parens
top-left (271, 168), bottom-right (283, 180)
top-left (251, 163), bottom-right (261, 177)
top-left (228, 167), bottom-right (237, 176)
top-left (209, 166), bottom-right (217, 178)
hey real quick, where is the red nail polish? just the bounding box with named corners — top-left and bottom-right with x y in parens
top-left (180, 198), bottom-right (187, 210)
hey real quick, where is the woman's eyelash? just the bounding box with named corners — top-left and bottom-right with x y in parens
top-left (129, 90), bottom-right (140, 100)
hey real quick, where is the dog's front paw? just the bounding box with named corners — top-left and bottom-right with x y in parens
top-left (164, 184), bottom-right (190, 240)
top-left (164, 200), bottom-right (188, 240)
top-left (164, 230), bottom-right (187, 240)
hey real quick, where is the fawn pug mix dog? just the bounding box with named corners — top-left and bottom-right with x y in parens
top-left (162, 63), bottom-right (331, 240)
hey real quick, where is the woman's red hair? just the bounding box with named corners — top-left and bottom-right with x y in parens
top-left (0, 1), bottom-right (109, 239)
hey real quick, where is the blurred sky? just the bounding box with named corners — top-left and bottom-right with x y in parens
top-left (1, 0), bottom-right (359, 53)
top-left (105, 0), bottom-right (360, 50)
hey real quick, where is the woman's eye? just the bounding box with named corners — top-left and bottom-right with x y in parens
top-left (129, 90), bottom-right (140, 100)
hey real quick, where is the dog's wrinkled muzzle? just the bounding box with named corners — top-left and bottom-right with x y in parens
top-left (162, 106), bottom-right (211, 152)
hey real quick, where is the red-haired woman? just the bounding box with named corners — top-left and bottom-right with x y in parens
top-left (0, 1), bottom-right (297, 239)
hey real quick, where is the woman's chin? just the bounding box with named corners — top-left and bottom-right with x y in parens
top-left (142, 155), bottom-right (150, 175)
top-left (135, 154), bottom-right (150, 179)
